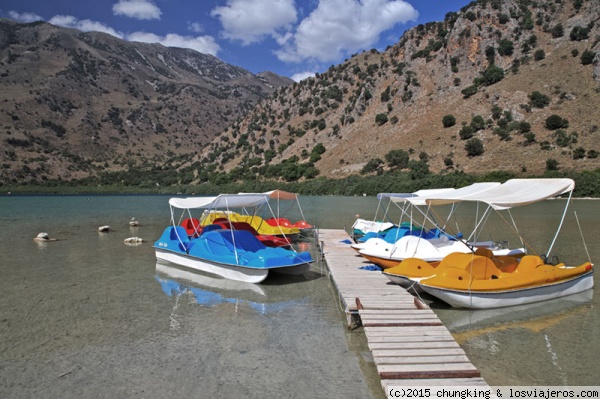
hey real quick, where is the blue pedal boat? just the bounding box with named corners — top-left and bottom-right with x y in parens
top-left (154, 194), bottom-right (313, 283)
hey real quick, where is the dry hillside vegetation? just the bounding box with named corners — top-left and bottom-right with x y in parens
top-left (197, 0), bottom-right (600, 182)
top-left (1, 0), bottom-right (599, 187)
top-left (0, 20), bottom-right (291, 184)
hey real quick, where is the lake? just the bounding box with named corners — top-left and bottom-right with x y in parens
top-left (0, 194), bottom-right (598, 398)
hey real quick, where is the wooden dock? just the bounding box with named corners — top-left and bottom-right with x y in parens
top-left (318, 229), bottom-right (488, 394)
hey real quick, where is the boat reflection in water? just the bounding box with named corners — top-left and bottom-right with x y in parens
top-left (431, 289), bottom-right (594, 386)
top-left (155, 262), bottom-right (307, 314)
top-left (433, 289), bottom-right (594, 334)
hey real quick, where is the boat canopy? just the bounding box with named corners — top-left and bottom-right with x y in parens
top-left (376, 193), bottom-right (417, 201)
top-left (168, 194), bottom-right (268, 210)
top-left (263, 189), bottom-right (299, 201)
top-left (403, 182), bottom-right (501, 206)
top-left (385, 188), bottom-right (456, 204)
top-left (425, 179), bottom-right (575, 210)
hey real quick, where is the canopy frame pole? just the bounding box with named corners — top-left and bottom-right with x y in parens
top-left (574, 211), bottom-right (592, 264)
top-left (546, 190), bottom-right (573, 257)
top-left (507, 209), bottom-right (524, 249)
top-left (170, 204), bottom-right (188, 252)
top-left (223, 198), bottom-right (240, 265)
top-left (469, 206), bottom-right (486, 243)
top-left (466, 205), bottom-right (493, 243)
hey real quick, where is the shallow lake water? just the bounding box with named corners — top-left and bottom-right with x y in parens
top-left (0, 194), bottom-right (598, 398)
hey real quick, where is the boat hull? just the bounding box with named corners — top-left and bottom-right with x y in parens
top-left (154, 227), bottom-right (313, 283)
top-left (358, 235), bottom-right (525, 267)
top-left (383, 272), bottom-right (424, 293)
top-left (419, 270), bottom-right (594, 309)
top-left (155, 248), bottom-right (271, 283)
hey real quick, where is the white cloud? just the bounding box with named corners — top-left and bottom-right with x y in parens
top-left (127, 32), bottom-right (220, 56)
top-left (291, 71), bottom-right (315, 82)
top-left (276, 0), bottom-right (418, 63)
top-left (49, 15), bottom-right (124, 38)
top-left (112, 0), bottom-right (162, 20)
top-left (211, 0), bottom-right (297, 45)
top-left (187, 22), bottom-right (204, 33)
top-left (8, 11), bottom-right (43, 23)
top-left (46, 13), bottom-right (218, 56)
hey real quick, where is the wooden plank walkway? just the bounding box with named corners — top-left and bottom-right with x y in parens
top-left (318, 229), bottom-right (488, 394)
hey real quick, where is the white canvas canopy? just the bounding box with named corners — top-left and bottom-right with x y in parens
top-left (425, 179), bottom-right (575, 210)
top-left (426, 178), bottom-right (576, 256)
top-left (370, 184), bottom-right (499, 232)
top-left (404, 182), bottom-right (501, 206)
top-left (168, 194), bottom-right (268, 210)
top-left (385, 188), bottom-right (456, 204)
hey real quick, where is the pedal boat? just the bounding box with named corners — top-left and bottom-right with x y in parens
top-left (154, 194), bottom-right (312, 283)
top-left (416, 252), bottom-right (594, 309)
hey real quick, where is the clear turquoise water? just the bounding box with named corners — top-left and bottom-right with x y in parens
top-left (0, 195), bottom-right (598, 397)
top-left (0, 195), bottom-right (382, 399)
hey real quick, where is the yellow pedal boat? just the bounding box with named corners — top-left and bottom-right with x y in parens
top-left (416, 252), bottom-right (593, 309)
top-left (201, 211), bottom-right (300, 241)
top-left (383, 248), bottom-right (525, 287)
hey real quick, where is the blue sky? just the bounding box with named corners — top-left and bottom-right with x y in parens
top-left (1, 0), bottom-right (472, 81)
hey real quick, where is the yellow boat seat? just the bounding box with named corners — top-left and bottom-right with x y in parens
top-left (516, 255), bottom-right (544, 273)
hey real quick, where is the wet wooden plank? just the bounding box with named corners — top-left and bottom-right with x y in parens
top-left (374, 354), bottom-right (472, 364)
top-left (378, 363), bottom-right (481, 380)
top-left (382, 377), bottom-right (490, 389)
top-left (371, 348), bottom-right (467, 357)
top-left (319, 229), bottom-right (485, 388)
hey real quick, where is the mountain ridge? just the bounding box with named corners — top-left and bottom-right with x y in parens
top-left (1, 0), bottom-right (600, 188)
top-left (0, 18), bottom-right (292, 184)
top-left (195, 0), bottom-right (600, 183)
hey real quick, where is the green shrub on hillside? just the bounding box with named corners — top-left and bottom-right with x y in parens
top-left (523, 132), bottom-right (536, 146)
top-left (375, 113), bottom-right (388, 126)
top-left (581, 50), bottom-right (596, 65)
top-left (551, 23), bottom-right (564, 38)
top-left (497, 39), bottom-right (514, 56)
top-left (442, 114), bottom-right (456, 128)
top-left (570, 26), bottom-right (590, 41)
top-left (534, 49), bottom-right (545, 61)
top-left (470, 115), bottom-right (485, 131)
top-left (459, 125), bottom-right (475, 140)
top-left (528, 91), bottom-right (550, 108)
top-left (361, 158), bottom-right (383, 175)
top-left (385, 149), bottom-right (410, 169)
top-left (309, 143), bottom-right (326, 163)
top-left (546, 158), bottom-right (559, 171)
top-left (476, 65), bottom-right (505, 86)
top-left (465, 138), bottom-right (484, 157)
top-left (545, 115), bottom-right (569, 130)
top-left (573, 147), bottom-right (586, 160)
top-left (461, 84), bottom-right (478, 98)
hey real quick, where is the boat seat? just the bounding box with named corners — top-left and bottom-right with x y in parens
top-left (474, 247), bottom-right (493, 258)
top-left (470, 256), bottom-right (502, 280)
top-left (202, 224), bottom-right (223, 233)
top-left (442, 253), bottom-right (501, 280)
top-left (516, 255), bottom-right (544, 273)
top-left (181, 218), bottom-right (201, 237)
top-left (214, 221), bottom-right (233, 230)
top-left (230, 222), bottom-right (258, 234)
top-left (170, 226), bottom-right (189, 242)
top-left (204, 230), bottom-right (265, 254)
top-left (166, 226), bottom-right (191, 252)
top-left (475, 247), bottom-right (520, 273)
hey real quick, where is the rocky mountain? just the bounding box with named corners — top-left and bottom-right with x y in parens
top-left (2, 0), bottom-right (599, 188)
top-left (197, 0), bottom-right (600, 183)
top-left (0, 19), bottom-right (292, 184)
